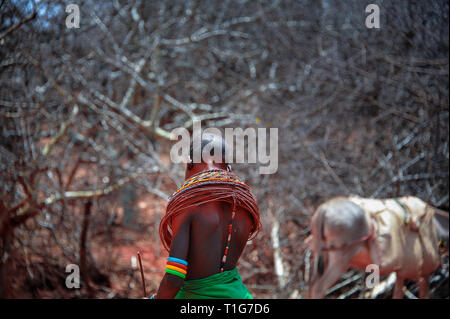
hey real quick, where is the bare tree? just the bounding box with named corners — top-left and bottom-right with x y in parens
top-left (0, 0), bottom-right (448, 298)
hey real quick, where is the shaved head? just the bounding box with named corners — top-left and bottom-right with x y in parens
top-left (189, 132), bottom-right (229, 167)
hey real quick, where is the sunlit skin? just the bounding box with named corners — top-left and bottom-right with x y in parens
top-left (154, 160), bottom-right (253, 299)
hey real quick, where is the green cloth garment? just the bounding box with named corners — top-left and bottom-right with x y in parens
top-left (175, 268), bottom-right (253, 299)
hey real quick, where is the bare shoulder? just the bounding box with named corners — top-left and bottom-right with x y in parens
top-left (185, 202), bottom-right (224, 228)
top-left (171, 206), bottom-right (195, 232)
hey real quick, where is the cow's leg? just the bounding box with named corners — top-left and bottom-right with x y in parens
top-left (310, 247), bottom-right (359, 299)
top-left (418, 276), bottom-right (429, 299)
top-left (392, 275), bottom-right (404, 299)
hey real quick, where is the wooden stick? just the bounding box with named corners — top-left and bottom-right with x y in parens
top-left (137, 252), bottom-right (147, 297)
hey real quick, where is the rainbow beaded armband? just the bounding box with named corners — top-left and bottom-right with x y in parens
top-left (165, 257), bottom-right (188, 279)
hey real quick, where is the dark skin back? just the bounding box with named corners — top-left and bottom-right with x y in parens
top-left (155, 162), bottom-right (253, 299)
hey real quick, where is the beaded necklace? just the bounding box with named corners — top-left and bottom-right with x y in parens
top-left (160, 169), bottom-right (261, 273)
